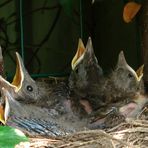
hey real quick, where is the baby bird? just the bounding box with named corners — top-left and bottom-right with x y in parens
top-left (69, 37), bottom-right (105, 115)
top-left (0, 48), bottom-right (76, 120)
top-left (96, 51), bottom-right (145, 104)
top-left (69, 37), bottom-right (103, 97)
top-left (0, 87), bottom-right (89, 136)
top-left (89, 51), bottom-right (147, 128)
top-left (0, 52), bottom-right (46, 103)
top-left (42, 37), bottom-right (105, 117)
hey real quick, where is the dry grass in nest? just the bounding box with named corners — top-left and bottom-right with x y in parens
top-left (15, 119), bottom-right (148, 148)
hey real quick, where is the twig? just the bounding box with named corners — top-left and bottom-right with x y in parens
top-left (137, 107), bottom-right (148, 118)
top-left (126, 119), bottom-right (148, 127)
top-left (107, 122), bottom-right (127, 132)
top-left (111, 127), bottom-right (148, 134)
top-left (63, 130), bottom-right (131, 147)
top-left (57, 139), bottom-right (111, 148)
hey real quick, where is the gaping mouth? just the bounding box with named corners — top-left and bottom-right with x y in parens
top-left (0, 88), bottom-right (10, 125)
top-left (71, 38), bottom-right (86, 70)
top-left (0, 103), bottom-right (5, 124)
top-left (0, 52), bottom-right (25, 96)
top-left (11, 52), bottom-right (24, 92)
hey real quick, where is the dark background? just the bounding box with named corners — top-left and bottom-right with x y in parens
top-left (0, 0), bottom-right (143, 79)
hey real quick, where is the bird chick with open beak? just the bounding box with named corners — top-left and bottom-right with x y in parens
top-left (69, 37), bottom-right (105, 115)
top-left (0, 52), bottom-right (46, 104)
top-left (70, 37), bottom-right (103, 94)
top-left (0, 51), bottom-right (68, 114)
top-left (40, 37), bottom-right (104, 118)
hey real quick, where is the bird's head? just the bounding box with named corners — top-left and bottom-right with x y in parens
top-left (111, 51), bottom-right (144, 94)
top-left (69, 37), bottom-right (103, 93)
top-left (0, 52), bottom-right (41, 103)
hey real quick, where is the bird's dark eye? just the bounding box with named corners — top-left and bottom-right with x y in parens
top-left (128, 73), bottom-right (133, 78)
top-left (26, 85), bottom-right (33, 92)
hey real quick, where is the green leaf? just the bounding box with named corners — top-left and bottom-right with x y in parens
top-left (58, 0), bottom-right (73, 17)
top-left (0, 126), bottom-right (28, 148)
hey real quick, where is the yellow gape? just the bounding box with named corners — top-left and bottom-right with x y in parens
top-left (11, 53), bottom-right (23, 91)
top-left (0, 88), bottom-right (10, 125)
top-left (71, 38), bottom-right (86, 70)
top-left (0, 105), bottom-right (5, 125)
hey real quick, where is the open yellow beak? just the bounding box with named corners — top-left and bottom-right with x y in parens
top-left (71, 38), bottom-right (86, 70)
top-left (0, 105), bottom-right (5, 124)
top-left (0, 52), bottom-right (24, 94)
top-left (123, 2), bottom-right (141, 23)
top-left (11, 52), bottom-right (24, 91)
top-left (0, 88), bottom-right (10, 125)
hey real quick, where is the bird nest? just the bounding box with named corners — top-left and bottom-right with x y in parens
top-left (15, 106), bottom-right (148, 146)
top-left (14, 77), bottom-right (148, 148)
top-left (15, 119), bottom-right (148, 148)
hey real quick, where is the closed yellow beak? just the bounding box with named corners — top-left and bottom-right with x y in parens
top-left (136, 65), bottom-right (144, 81)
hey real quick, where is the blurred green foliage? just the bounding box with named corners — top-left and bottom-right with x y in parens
top-left (0, 126), bottom-right (28, 148)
